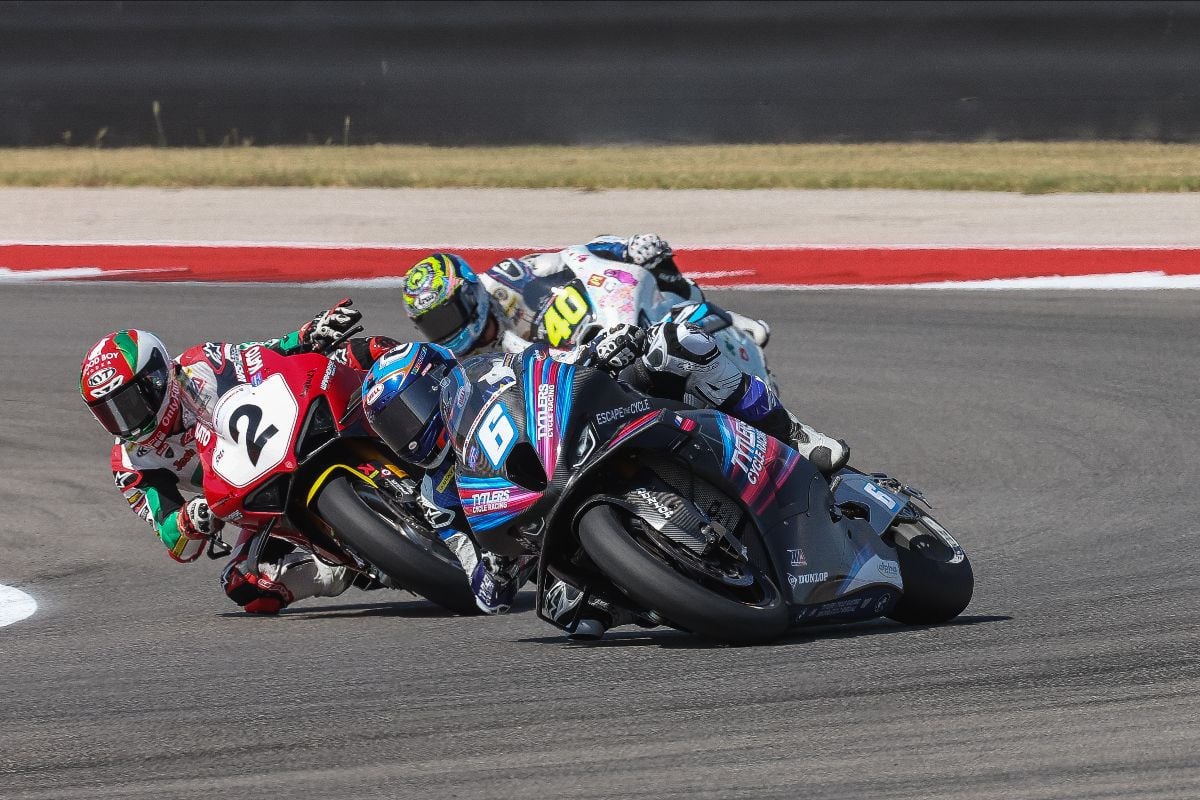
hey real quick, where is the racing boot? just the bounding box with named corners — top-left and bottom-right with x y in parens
top-left (443, 531), bottom-right (535, 614)
top-left (545, 580), bottom-right (655, 641)
top-left (725, 310), bottom-right (771, 348)
top-left (786, 416), bottom-right (850, 475)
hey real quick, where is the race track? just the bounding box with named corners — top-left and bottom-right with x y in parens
top-left (1, 283), bottom-right (1198, 799)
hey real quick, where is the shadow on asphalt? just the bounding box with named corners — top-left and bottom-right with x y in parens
top-left (220, 592), bottom-right (541, 620)
top-left (517, 613), bottom-right (1013, 649)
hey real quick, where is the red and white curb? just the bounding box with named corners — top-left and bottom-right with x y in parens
top-left (0, 584), bottom-right (37, 628)
top-left (1, 243), bottom-right (1199, 288)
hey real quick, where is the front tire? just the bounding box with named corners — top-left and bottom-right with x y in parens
top-left (577, 504), bottom-right (788, 645)
top-left (314, 475), bottom-right (478, 615)
top-left (887, 513), bottom-right (974, 625)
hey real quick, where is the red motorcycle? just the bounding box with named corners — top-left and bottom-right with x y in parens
top-left (194, 340), bottom-right (476, 615)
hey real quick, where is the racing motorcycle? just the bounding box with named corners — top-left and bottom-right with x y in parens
top-left (415, 346), bottom-right (972, 644)
top-left (195, 338), bottom-right (477, 615)
top-left (494, 245), bottom-right (775, 389)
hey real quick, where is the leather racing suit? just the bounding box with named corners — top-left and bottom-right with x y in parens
top-left (472, 235), bottom-right (769, 357)
top-left (111, 331), bottom-right (399, 613)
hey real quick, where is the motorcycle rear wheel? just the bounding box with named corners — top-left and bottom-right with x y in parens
top-left (314, 475), bottom-right (479, 615)
top-left (577, 504), bottom-right (788, 645)
top-left (887, 513), bottom-right (974, 625)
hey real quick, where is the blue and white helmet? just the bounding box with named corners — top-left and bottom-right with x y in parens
top-left (402, 253), bottom-right (491, 356)
top-left (362, 342), bottom-right (456, 468)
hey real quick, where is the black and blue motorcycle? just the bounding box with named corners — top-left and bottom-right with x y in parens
top-left (385, 345), bottom-right (973, 644)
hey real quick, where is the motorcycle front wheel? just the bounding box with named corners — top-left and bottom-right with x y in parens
top-left (577, 504), bottom-right (788, 645)
top-left (314, 475), bottom-right (479, 615)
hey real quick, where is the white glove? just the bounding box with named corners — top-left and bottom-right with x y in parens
top-left (303, 298), bottom-right (363, 351)
top-left (590, 323), bottom-right (647, 373)
top-left (626, 234), bottom-right (673, 270)
top-left (179, 497), bottom-right (222, 540)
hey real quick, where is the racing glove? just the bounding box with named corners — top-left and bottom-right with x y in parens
top-left (626, 234), bottom-right (673, 270)
top-left (300, 297), bottom-right (363, 352)
top-left (587, 323), bottom-right (648, 374)
top-left (177, 497), bottom-right (222, 541)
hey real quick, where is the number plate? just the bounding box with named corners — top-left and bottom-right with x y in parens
top-left (210, 373), bottom-right (299, 488)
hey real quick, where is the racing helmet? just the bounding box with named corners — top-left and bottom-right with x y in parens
top-left (362, 342), bottom-right (455, 468)
top-left (80, 329), bottom-right (179, 440)
top-left (402, 253), bottom-right (491, 356)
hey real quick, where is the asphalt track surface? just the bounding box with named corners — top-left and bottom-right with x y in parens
top-left (1, 283), bottom-right (1198, 799)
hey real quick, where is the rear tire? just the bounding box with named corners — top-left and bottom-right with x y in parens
top-left (887, 514), bottom-right (973, 625)
top-left (314, 475), bottom-right (478, 615)
top-left (577, 504), bottom-right (788, 645)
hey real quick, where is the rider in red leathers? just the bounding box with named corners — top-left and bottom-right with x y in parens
top-left (80, 299), bottom-right (399, 614)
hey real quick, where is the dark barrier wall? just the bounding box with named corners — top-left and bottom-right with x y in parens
top-left (3, 0), bottom-right (1200, 146)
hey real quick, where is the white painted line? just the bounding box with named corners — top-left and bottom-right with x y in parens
top-left (0, 584), bottom-right (37, 628)
top-left (300, 270), bottom-right (1200, 291)
top-left (0, 266), bottom-right (189, 282)
top-left (3, 239), bottom-right (1199, 251)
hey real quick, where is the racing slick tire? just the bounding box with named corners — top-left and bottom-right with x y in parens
top-left (577, 504), bottom-right (788, 645)
top-left (314, 475), bottom-right (479, 615)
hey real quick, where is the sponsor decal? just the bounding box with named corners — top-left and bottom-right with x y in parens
top-left (878, 559), bottom-right (900, 578)
top-left (481, 362), bottom-right (516, 390)
top-left (231, 352), bottom-right (247, 383)
top-left (87, 372), bottom-right (125, 399)
top-left (114, 470), bottom-right (139, 490)
top-left (364, 382), bottom-right (385, 406)
top-left (471, 488), bottom-right (511, 513)
top-left (87, 367), bottom-right (116, 388)
top-left (86, 340), bottom-right (107, 361)
top-left (319, 360), bottom-right (337, 390)
top-left (454, 385), bottom-right (469, 408)
top-left (194, 425), bottom-right (213, 447)
top-left (436, 465), bottom-right (456, 493)
top-left (594, 398), bottom-right (652, 425)
top-left (787, 571), bottom-right (829, 589)
top-left (731, 421), bottom-right (768, 485)
top-left (203, 342), bottom-right (226, 369)
top-left (172, 449), bottom-right (195, 471)
top-left (787, 548), bottom-right (807, 567)
top-left (243, 346), bottom-right (265, 384)
top-left (603, 268), bottom-right (637, 286)
top-left (587, 273), bottom-right (606, 288)
top-left (187, 376), bottom-right (207, 399)
top-left (535, 383), bottom-right (556, 441)
top-left (225, 509), bottom-right (244, 523)
top-left (634, 488), bottom-right (676, 519)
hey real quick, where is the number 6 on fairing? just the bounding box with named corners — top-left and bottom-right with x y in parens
top-left (477, 402), bottom-right (517, 468)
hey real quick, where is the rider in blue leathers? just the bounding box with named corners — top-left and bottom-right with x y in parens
top-left (362, 316), bottom-right (850, 639)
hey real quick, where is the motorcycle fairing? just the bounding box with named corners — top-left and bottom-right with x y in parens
top-left (830, 471), bottom-right (910, 535)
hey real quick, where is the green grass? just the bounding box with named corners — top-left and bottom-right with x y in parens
top-left (1, 143), bottom-right (1199, 192)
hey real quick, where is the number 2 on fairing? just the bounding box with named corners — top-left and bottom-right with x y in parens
top-left (542, 286), bottom-right (590, 346)
top-left (477, 402), bottom-right (517, 468)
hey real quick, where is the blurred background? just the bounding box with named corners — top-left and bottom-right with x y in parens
top-left (3, 0), bottom-right (1200, 148)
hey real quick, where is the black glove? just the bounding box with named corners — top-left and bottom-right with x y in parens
top-left (588, 323), bottom-right (648, 374)
top-left (301, 298), bottom-right (363, 352)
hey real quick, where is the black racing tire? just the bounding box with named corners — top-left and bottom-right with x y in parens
top-left (887, 515), bottom-right (974, 625)
top-left (577, 504), bottom-right (789, 645)
top-left (314, 475), bottom-right (479, 615)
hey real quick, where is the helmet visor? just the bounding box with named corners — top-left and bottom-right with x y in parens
top-left (412, 288), bottom-right (479, 345)
top-left (370, 369), bottom-right (446, 462)
top-left (87, 350), bottom-right (171, 437)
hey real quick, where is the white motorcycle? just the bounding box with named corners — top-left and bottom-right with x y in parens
top-left (494, 246), bottom-right (775, 388)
